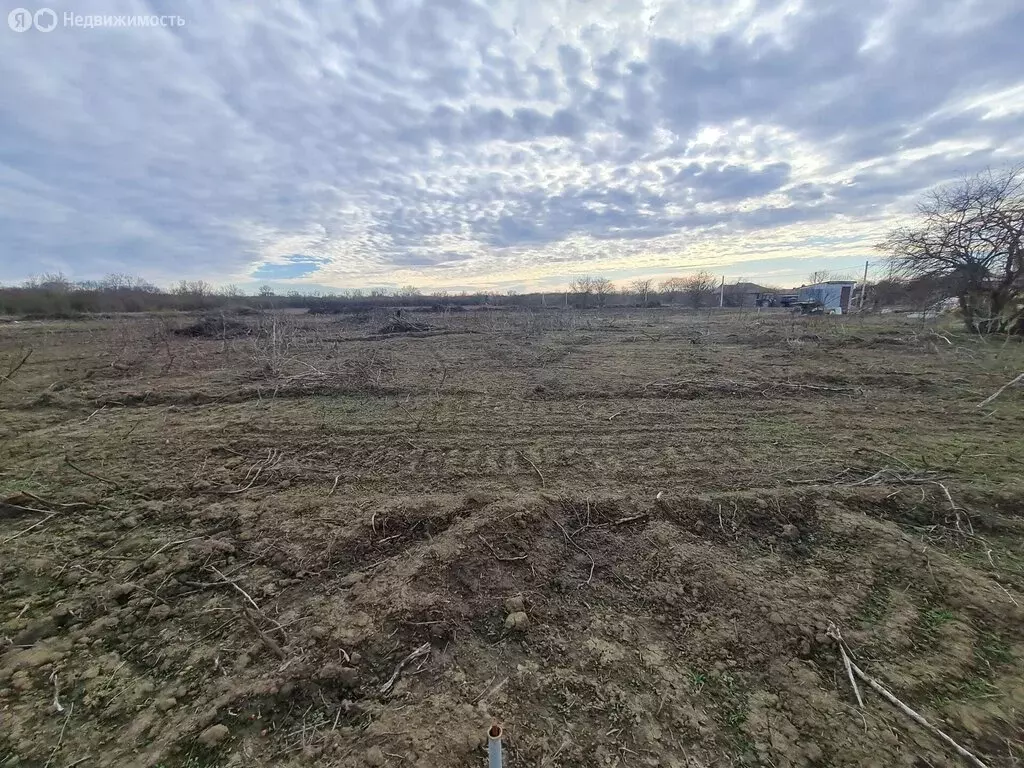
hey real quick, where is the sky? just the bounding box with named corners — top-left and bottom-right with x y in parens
top-left (2, 0), bottom-right (1023, 293)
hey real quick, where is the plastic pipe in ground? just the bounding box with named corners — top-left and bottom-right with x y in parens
top-left (488, 724), bottom-right (503, 768)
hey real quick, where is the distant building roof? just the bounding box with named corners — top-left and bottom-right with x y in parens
top-left (725, 282), bottom-right (771, 293)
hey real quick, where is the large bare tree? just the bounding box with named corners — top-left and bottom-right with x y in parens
top-left (592, 277), bottom-right (616, 307)
top-left (658, 277), bottom-right (687, 303)
top-left (877, 167), bottom-right (1024, 333)
top-left (682, 271), bottom-right (719, 309)
top-left (570, 275), bottom-right (596, 307)
top-left (806, 270), bottom-right (835, 285)
top-left (629, 278), bottom-right (655, 304)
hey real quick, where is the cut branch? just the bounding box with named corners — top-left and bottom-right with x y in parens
top-left (379, 642), bottom-right (431, 695)
top-left (977, 372), bottom-right (1023, 407)
top-left (478, 534), bottom-right (528, 562)
top-left (543, 508), bottom-right (595, 585)
top-left (828, 623), bottom-right (989, 768)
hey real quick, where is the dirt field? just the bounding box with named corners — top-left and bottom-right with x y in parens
top-left (2, 307), bottom-right (1023, 768)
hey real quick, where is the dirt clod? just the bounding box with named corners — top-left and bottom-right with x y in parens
top-left (365, 745), bottom-right (385, 766)
top-left (503, 611), bottom-right (529, 631)
top-left (781, 523), bottom-right (800, 540)
top-left (504, 595), bottom-right (525, 613)
top-left (155, 696), bottom-right (176, 711)
top-left (320, 664), bottom-right (359, 688)
top-left (197, 723), bottom-right (230, 746)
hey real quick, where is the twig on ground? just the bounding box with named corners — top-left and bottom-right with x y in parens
top-left (592, 513), bottom-right (647, 528)
top-left (1, 501), bottom-right (53, 516)
top-left (977, 372), bottom-right (1024, 408)
top-left (0, 348), bottom-right (32, 387)
top-left (222, 448), bottom-right (283, 494)
top-left (126, 536), bottom-right (204, 577)
top-left (518, 450), bottom-right (546, 488)
top-left (543, 508), bottom-right (595, 585)
top-left (63, 455), bottom-right (121, 488)
top-left (208, 565), bottom-right (262, 613)
top-left (996, 583), bottom-right (1019, 606)
top-left (83, 405), bottom-right (107, 423)
top-left (50, 670), bottom-right (65, 713)
top-left (854, 447), bottom-right (913, 470)
top-left (43, 701), bottom-right (73, 768)
top-left (827, 625), bottom-right (864, 708)
top-left (478, 534), bottom-right (528, 562)
top-left (18, 491), bottom-right (91, 510)
top-left (223, 468), bottom-right (264, 495)
top-left (379, 642), bottom-right (431, 695)
top-left (328, 475), bottom-right (340, 496)
top-left (828, 623), bottom-right (990, 768)
top-left (241, 607), bottom-right (286, 660)
top-left (1, 512), bottom-right (59, 545)
top-left (208, 565), bottom-right (288, 655)
top-left (935, 481), bottom-right (974, 536)
top-left (851, 656), bottom-right (990, 768)
top-left (474, 676), bottom-right (508, 703)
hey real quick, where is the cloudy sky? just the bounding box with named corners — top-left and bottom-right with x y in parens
top-left (2, 0), bottom-right (1023, 292)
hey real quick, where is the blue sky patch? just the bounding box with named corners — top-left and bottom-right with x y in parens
top-left (251, 256), bottom-right (327, 280)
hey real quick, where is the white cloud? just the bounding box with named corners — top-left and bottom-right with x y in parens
top-left (0, 0), bottom-right (1022, 289)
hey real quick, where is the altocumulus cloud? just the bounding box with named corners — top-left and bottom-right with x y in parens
top-left (1, 0), bottom-right (1023, 290)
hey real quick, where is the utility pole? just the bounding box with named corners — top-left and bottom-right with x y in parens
top-left (719, 276), bottom-right (725, 308)
top-left (859, 260), bottom-right (869, 309)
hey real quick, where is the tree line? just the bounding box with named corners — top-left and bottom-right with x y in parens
top-left (0, 270), bottom-right (739, 316)
top-left (568, 272), bottom-right (723, 308)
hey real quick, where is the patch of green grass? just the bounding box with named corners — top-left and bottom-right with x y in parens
top-left (975, 631), bottom-right (1013, 671)
top-left (689, 671), bottom-right (708, 693)
top-left (911, 603), bottom-right (960, 651)
top-left (920, 607), bottom-right (956, 631)
top-left (702, 671), bottom-right (757, 762)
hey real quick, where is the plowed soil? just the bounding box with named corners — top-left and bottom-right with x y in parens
top-left (2, 308), bottom-right (1023, 768)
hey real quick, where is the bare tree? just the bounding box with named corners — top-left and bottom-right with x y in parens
top-left (570, 275), bottom-right (596, 307)
top-left (173, 280), bottom-right (212, 296)
top-left (682, 271), bottom-right (719, 308)
top-left (878, 166), bottom-right (1024, 333)
top-left (397, 285), bottom-right (422, 297)
top-left (103, 273), bottom-right (157, 292)
top-left (259, 285), bottom-right (275, 297)
top-left (659, 277), bottom-right (687, 304)
top-left (36, 272), bottom-right (71, 292)
top-left (806, 270), bottom-right (834, 285)
top-left (592, 277), bottom-right (615, 307)
top-left (629, 278), bottom-right (655, 304)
